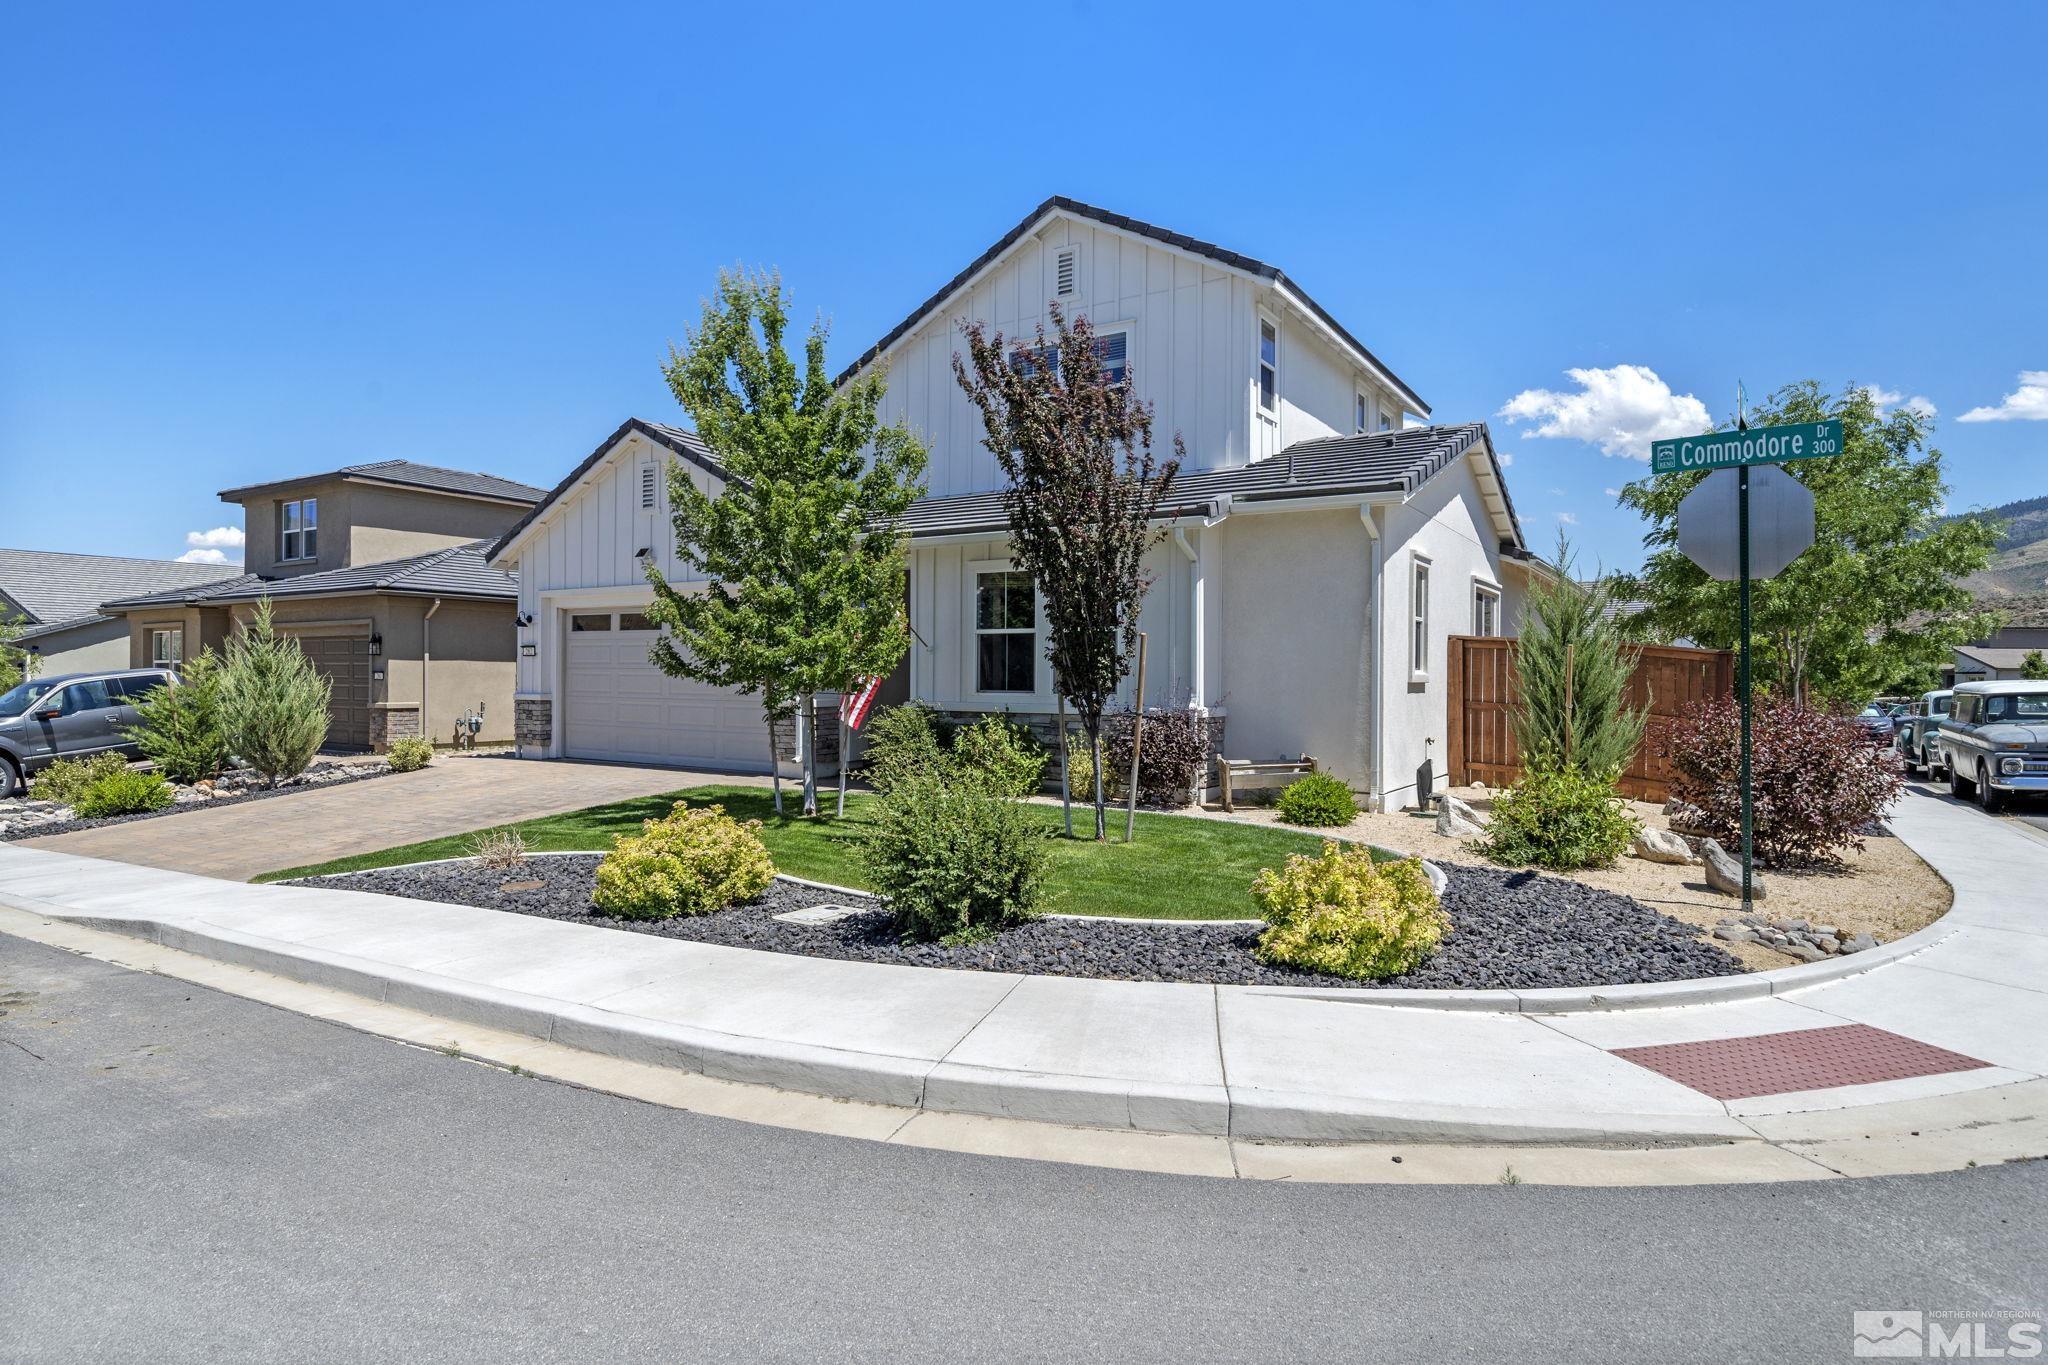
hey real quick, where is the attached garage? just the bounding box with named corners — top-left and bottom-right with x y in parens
top-left (561, 610), bottom-right (770, 771)
top-left (290, 630), bottom-right (375, 750)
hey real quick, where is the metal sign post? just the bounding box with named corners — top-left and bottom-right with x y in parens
top-left (1737, 460), bottom-right (1753, 910)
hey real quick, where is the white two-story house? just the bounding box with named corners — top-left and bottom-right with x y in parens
top-left (490, 197), bottom-right (1537, 809)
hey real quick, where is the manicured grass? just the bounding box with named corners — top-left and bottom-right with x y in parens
top-left (258, 784), bottom-right (1361, 920)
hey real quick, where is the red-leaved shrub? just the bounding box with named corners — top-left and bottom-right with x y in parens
top-left (1666, 696), bottom-right (1903, 868)
top-left (1102, 707), bottom-right (1213, 807)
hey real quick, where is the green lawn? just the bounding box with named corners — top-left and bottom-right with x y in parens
top-left (258, 784), bottom-right (1362, 920)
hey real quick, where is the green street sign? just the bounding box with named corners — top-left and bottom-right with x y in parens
top-left (1650, 419), bottom-right (1843, 475)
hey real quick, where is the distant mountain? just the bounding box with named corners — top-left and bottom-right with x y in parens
top-left (1948, 494), bottom-right (2048, 619)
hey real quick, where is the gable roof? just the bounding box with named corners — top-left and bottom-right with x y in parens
top-left (100, 541), bottom-right (516, 610)
top-left (217, 459), bottom-right (547, 507)
top-left (0, 548), bottom-right (242, 632)
top-left (834, 195), bottom-right (1430, 416)
top-left (895, 423), bottom-right (1522, 550)
top-left (486, 418), bottom-right (727, 565)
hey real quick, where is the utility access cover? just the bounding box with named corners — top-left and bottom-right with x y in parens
top-left (1677, 463), bottom-right (1816, 581)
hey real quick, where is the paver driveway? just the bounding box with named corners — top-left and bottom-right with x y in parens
top-left (19, 754), bottom-right (756, 881)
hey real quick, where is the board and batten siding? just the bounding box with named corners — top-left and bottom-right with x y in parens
top-left (509, 431), bottom-right (716, 698)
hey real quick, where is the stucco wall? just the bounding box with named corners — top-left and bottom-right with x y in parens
top-left (23, 619), bottom-right (133, 677)
top-left (375, 597), bottom-right (516, 744)
top-left (240, 480), bottom-right (353, 578)
top-left (348, 485), bottom-right (527, 567)
top-left (1216, 508), bottom-right (1373, 784)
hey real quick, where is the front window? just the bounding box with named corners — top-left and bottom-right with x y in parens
top-left (280, 497), bottom-right (318, 561)
top-left (0, 678), bottom-right (54, 718)
top-left (1980, 692), bottom-right (2048, 723)
top-left (975, 570), bottom-right (1038, 694)
top-left (1411, 557), bottom-right (1431, 676)
top-left (1257, 319), bottom-right (1278, 414)
top-left (1472, 585), bottom-right (1501, 637)
top-left (149, 628), bottom-right (183, 667)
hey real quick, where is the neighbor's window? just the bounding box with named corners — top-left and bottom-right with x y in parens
top-left (280, 498), bottom-right (318, 560)
top-left (975, 570), bottom-right (1037, 693)
top-left (570, 613), bottom-right (612, 632)
top-left (1258, 318), bottom-right (1278, 414)
top-left (1472, 585), bottom-right (1501, 637)
top-left (1379, 405), bottom-right (1395, 432)
top-left (1355, 391), bottom-right (1370, 435)
top-left (149, 628), bottom-right (183, 667)
top-left (1411, 556), bottom-right (1431, 676)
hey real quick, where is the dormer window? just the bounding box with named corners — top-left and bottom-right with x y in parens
top-left (280, 497), bottom-right (318, 562)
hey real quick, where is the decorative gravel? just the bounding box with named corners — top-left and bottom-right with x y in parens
top-left (290, 853), bottom-right (1746, 991)
top-left (1, 762), bottom-right (399, 842)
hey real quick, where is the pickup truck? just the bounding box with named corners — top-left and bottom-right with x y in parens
top-left (1939, 680), bottom-right (2048, 813)
top-left (1893, 689), bottom-right (1953, 778)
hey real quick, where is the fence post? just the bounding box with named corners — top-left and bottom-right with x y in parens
top-left (1444, 635), bottom-right (1466, 787)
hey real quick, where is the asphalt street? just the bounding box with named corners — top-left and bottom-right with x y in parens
top-left (3, 932), bottom-right (2043, 1365)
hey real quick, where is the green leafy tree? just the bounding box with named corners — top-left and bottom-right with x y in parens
top-left (1513, 539), bottom-right (1647, 780)
top-left (0, 614), bottom-right (26, 693)
top-left (218, 598), bottom-right (330, 786)
top-left (2024, 649), bottom-right (2048, 681)
top-left (1616, 382), bottom-right (2001, 706)
top-left (953, 303), bottom-right (1183, 840)
top-left (126, 648), bottom-right (231, 784)
top-left (649, 269), bottom-right (928, 818)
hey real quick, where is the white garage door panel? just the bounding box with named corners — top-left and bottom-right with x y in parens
top-left (564, 630), bottom-right (770, 770)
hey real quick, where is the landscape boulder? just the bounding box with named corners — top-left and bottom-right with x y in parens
top-left (1631, 826), bottom-right (1696, 865)
top-left (1435, 795), bottom-right (1488, 839)
top-left (1700, 838), bottom-right (1767, 899)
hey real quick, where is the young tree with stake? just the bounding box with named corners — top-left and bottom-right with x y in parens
top-left (953, 304), bottom-right (1182, 840)
top-left (648, 270), bottom-right (928, 817)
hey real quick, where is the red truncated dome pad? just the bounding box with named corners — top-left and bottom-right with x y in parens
top-left (1610, 1023), bottom-right (1991, 1100)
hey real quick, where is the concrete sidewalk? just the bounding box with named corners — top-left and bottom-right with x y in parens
top-left (1, 785), bottom-right (2042, 1153)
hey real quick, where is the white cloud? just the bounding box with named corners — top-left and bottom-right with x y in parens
top-left (1958, 371), bottom-right (2048, 423)
top-left (1860, 385), bottom-right (1937, 419)
top-left (177, 526), bottom-right (244, 566)
top-left (1496, 450), bottom-right (1514, 467)
top-left (1498, 364), bottom-right (1710, 460)
top-left (1603, 488), bottom-right (1621, 499)
top-left (1557, 511), bottom-right (1579, 526)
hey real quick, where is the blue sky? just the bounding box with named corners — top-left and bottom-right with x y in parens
top-left (3, 1), bottom-right (2042, 574)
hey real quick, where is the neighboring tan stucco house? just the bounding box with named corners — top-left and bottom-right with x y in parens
top-left (101, 460), bottom-right (542, 751)
top-left (0, 549), bottom-right (237, 677)
top-left (491, 198), bottom-right (1537, 809)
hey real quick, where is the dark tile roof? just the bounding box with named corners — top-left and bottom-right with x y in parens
top-left (100, 542), bottom-right (516, 610)
top-left (896, 423), bottom-right (1518, 544)
top-left (0, 548), bottom-right (245, 626)
top-left (218, 459), bottom-right (546, 506)
top-left (833, 195), bottom-right (1430, 416)
top-left (486, 418), bottom-right (727, 564)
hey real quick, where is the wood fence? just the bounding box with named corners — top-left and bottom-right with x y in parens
top-left (1443, 635), bottom-right (1735, 803)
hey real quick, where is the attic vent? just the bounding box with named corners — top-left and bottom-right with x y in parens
top-left (640, 463), bottom-right (657, 510)
top-left (1055, 247), bottom-right (1078, 298)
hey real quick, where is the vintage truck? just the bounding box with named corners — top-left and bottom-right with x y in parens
top-left (1939, 680), bottom-right (2048, 813)
top-left (1893, 688), bottom-right (1953, 778)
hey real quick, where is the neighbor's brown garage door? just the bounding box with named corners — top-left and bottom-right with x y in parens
top-left (291, 632), bottom-right (374, 750)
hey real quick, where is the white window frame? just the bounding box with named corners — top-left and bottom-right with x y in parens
top-left (1355, 389), bottom-right (1371, 435)
top-left (1010, 325), bottom-right (1130, 387)
top-left (968, 560), bottom-right (1043, 699)
top-left (279, 497), bottom-right (318, 562)
top-left (1472, 581), bottom-right (1502, 637)
top-left (148, 627), bottom-right (183, 667)
top-left (1379, 401), bottom-right (1396, 433)
top-left (1410, 554), bottom-right (1432, 682)
top-left (1256, 312), bottom-right (1279, 419)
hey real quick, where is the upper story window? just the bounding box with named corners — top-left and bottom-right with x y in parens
top-left (974, 569), bottom-right (1038, 694)
top-left (1008, 329), bottom-right (1128, 387)
top-left (1257, 318), bottom-right (1278, 415)
top-left (279, 497), bottom-right (318, 562)
top-left (1380, 405), bottom-right (1396, 432)
top-left (1355, 391), bottom-right (1371, 435)
top-left (1472, 584), bottom-right (1501, 637)
top-left (1411, 555), bottom-right (1431, 678)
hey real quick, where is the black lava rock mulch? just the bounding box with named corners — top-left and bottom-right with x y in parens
top-left (290, 854), bottom-right (1744, 992)
top-left (2, 763), bottom-right (398, 842)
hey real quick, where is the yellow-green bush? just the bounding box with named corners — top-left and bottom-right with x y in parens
top-left (591, 802), bottom-right (775, 920)
top-left (385, 737), bottom-right (434, 772)
top-left (29, 752), bottom-right (130, 805)
top-left (1251, 842), bottom-right (1447, 980)
top-left (72, 768), bottom-right (176, 818)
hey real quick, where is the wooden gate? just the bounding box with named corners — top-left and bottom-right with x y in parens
top-left (1444, 636), bottom-right (1734, 803)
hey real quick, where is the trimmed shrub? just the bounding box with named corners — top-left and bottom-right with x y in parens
top-left (1667, 695), bottom-right (1902, 868)
top-left (219, 598), bottom-right (329, 787)
top-left (1060, 734), bottom-right (1096, 802)
top-left (858, 768), bottom-right (1047, 943)
top-left (385, 737), bottom-right (435, 773)
top-left (952, 712), bottom-right (1048, 798)
top-left (1275, 771), bottom-right (1358, 827)
top-left (1252, 842), bottom-right (1446, 980)
top-left (126, 651), bottom-right (229, 785)
top-left (29, 752), bottom-right (130, 805)
top-left (1101, 707), bottom-right (1212, 807)
top-left (859, 702), bottom-right (950, 796)
top-left (72, 768), bottom-right (176, 818)
top-left (1478, 765), bottom-right (1639, 870)
top-left (591, 802), bottom-right (775, 919)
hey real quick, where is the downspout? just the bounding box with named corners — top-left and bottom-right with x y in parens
top-left (1173, 527), bottom-right (1201, 711)
top-left (1360, 504), bottom-right (1384, 811)
top-left (422, 598), bottom-right (442, 748)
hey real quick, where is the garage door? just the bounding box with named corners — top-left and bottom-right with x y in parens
top-left (562, 611), bottom-right (771, 771)
top-left (291, 632), bottom-right (373, 750)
